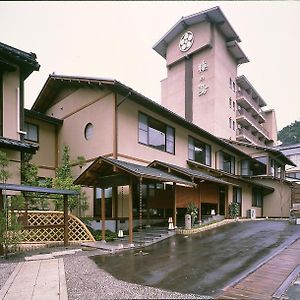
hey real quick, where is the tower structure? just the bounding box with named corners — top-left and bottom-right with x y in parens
top-left (153, 7), bottom-right (276, 146)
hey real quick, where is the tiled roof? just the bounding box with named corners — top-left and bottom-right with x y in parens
top-left (0, 183), bottom-right (78, 195)
top-left (102, 157), bottom-right (195, 186)
top-left (0, 137), bottom-right (38, 154)
top-left (0, 41), bottom-right (40, 70)
top-left (32, 74), bottom-right (253, 160)
top-left (149, 160), bottom-right (234, 185)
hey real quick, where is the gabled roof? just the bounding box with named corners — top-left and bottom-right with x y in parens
top-left (0, 41), bottom-right (40, 79)
top-left (153, 6), bottom-right (241, 59)
top-left (74, 156), bottom-right (196, 188)
top-left (224, 139), bottom-right (296, 167)
top-left (0, 136), bottom-right (38, 154)
top-left (149, 160), bottom-right (236, 186)
top-left (32, 74), bottom-right (254, 159)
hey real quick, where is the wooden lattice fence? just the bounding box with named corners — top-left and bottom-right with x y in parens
top-left (16, 211), bottom-right (95, 243)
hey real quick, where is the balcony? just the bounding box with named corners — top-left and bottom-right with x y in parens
top-left (236, 128), bottom-right (265, 146)
top-left (236, 90), bottom-right (266, 123)
top-left (236, 108), bottom-right (270, 139)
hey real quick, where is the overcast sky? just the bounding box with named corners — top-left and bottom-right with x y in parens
top-left (1, 1), bottom-right (299, 131)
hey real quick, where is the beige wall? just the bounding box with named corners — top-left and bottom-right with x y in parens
top-left (47, 88), bottom-right (115, 177)
top-left (161, 21), bottom-right (238, 140)
top-left (117, 97), bottom-right (242, 171)
top-left (161, 62), bottom-right (186, 118)
top-left (255, 179), bottom-right (291, 218)
top-left (3, 69), bottom-right (20, 141)
top-left (264, 110), bottom-right (277, 146)
top-left (0, 148), bottom-right (21, 185)
top-left (213, 25), bottom-right (238, 140)
top-left (25, 117), bottom-right (57, 178)
top-left (166, 21), bottom-right (211, 66)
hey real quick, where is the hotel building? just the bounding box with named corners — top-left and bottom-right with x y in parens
top-left (0, 7), bottom-right (296, 233)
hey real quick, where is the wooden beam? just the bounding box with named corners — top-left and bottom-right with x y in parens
top-left (173, 183), bottom-right (177, 227)
top-left (63, 195), bottom-right (69, 247)
top-left (113, 187), bottom-right (118, 232)
top-left (95, 174), bottom-right (131, 188)
top-left (101, 188), bottom-right (106, 241)
top-left (139, 177), bottom-right (143, 230)
top-left (0, 190), bottom-right (3, 256)
top-left (128, 178), bottom-right (133, 245)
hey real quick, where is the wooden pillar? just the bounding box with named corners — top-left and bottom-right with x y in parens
top-left (101, 188), bottom-right (106, 241)
top-left (198, 185), bottom-right (202, 222)
top-left (0, 190), bottom-right (3, 256)
top-left (128, 178), bottom-right (133, 245)
top-left (139, 177), bottom-right (143, 230)
top-left (63, 195), bottom-right (69, 247)
top-left (113, 187), bottom-right (118, 232)
top-left (173, 183), bottom-right (177, 227)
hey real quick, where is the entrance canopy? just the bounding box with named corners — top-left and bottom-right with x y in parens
top-left (74, 156), bottom-right (196, 188)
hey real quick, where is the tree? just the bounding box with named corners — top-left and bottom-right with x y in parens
top-left (0, 151), bottom-right (22, 258)
top-left (278, 120), bottom-right (300, 145)
top-left (20, 153), bottom-right (49, 210)
top-left (52, 145), bottom-right (88, 214)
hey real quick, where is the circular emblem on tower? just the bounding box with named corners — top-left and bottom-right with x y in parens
top-left (179, 31), bottom-right (194, 52)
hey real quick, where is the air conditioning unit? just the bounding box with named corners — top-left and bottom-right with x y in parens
top-left (247, 209), bottom-right (256, 219)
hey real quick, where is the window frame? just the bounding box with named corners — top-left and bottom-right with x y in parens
top-left (24, 122), bottom-right (39, 142)
top-left (138, 112), bottom-right (175, 154)
top-left (252, 187), bottom-right (263, 208)
top-left (188, 136), bottom-right (211, 166)
top-left (219, 151), bottom-right (235, 174)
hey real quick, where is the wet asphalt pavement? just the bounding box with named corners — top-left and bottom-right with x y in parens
top-left (92, 220), bottom-right (300, 297)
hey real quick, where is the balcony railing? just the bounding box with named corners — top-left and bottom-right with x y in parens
top-left (236, 128), bottom-right (263, 145)
top-left (236, 108), bottom-right (269, 138)
top-left (236, 90), bottom-right (266, 120)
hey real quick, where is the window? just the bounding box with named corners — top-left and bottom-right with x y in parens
top-left (233, 187), bottom-right (242, 204)
top-left (233, 82), bottom-right (236, 92)
top-left (94, 188), bottom-right (112, 218)
top-left (219, 151), bottom-right (235, 174)
top-left (252, 188), bottom-right (263, 207)
top-left (270, 158), bottom-right (283, 178)
top-left (188, 136), bottom-right (211, 166)
top-left (232, 121), bottom-right (235, 131)
top-left (232, 101), bottom-right (235, 111)
top-left (229, 77), bottom-right (232, 89)
top-left (229, 97), bottom-right (232, 108)
top-left (138, 112), bottom-right (175, 154)
top-left (84, 123), bottom-right (94, 140)
top-left (24, 122), bottom-right (38, 142)
top-left (229, 117), bottom-right (232, 128)
top-left (241, 159), bottom-right (251, 176)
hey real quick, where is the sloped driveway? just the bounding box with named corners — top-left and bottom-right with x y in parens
top-left (92, 220), bottom-right (300, 297)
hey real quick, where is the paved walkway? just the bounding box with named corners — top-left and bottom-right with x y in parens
top-left (0, 258), bottom-right (68, 300)
top-left (218, 238), bottom-right (300, 299)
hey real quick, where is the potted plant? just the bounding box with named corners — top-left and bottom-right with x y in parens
top-left (186, 202), bottom-right (198, 227)
top-left (229, 202), bottom-right (240, 220)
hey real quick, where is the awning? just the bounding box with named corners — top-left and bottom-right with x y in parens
top-left (74, 156), bottom-right (196, 188)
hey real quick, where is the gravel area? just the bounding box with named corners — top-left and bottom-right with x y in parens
top-left (64, 251), bottom-right (210, 299)
top-left (0, 261), bottom-right (17, 290)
